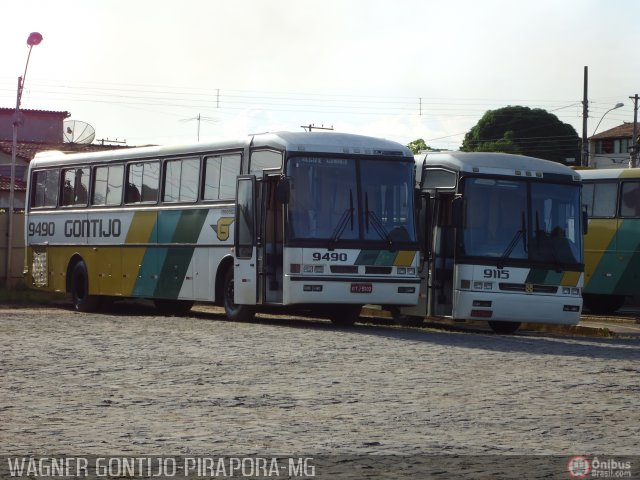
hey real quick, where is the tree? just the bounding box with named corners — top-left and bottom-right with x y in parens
top-left (407, 138), bottom-right (429, 154)
top-left (461, 106), bottom-right (580, 164)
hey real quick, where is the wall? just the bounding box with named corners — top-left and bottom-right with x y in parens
top-left (0, 212), bottom-right (26, 286)
top-left (0, 110), bottom-right (66, 143)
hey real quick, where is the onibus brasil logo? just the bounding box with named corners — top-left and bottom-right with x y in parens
top-left (567, 455), bottom-right (632, 478)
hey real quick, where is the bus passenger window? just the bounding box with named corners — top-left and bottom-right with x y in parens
top-left (621, 182), bottom-right (640, 217)
top-left (592, 182), bottom-right (617, 218)
top-left (126, 161), bottom-right (159, 204)
top-left (163, 157), bottom-right (199, 203)
top-left (203, 154), bottom-right (240, 200)
top-left (61, 168), bottom-right (89, 207)
top-left (31, 169), bottom-right (59, 208)
top-left (93, 165), bottom-right (123, 206)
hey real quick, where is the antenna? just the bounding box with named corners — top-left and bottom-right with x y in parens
top-left (301, 124), bottom-right (334, 132)
top-left (63, 119), bottom-right (96, 144)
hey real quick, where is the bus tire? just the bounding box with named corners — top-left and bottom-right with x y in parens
top-left (223, 268), bottom-right (256, 322)
top-left (153, 299), bottom-right (194, 316)
top-left (488, 321), bottom-right (521, 334)
top-left (582, 294), bottom-right (625, 315)
top-left (329, 305), bottom-right (361, 326)
top-left (70, 260), bottom-right (100, 312)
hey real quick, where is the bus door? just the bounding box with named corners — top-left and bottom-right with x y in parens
top-left (262, 173), bottom-right (284, 304)
top-left (234, 176), bottom-right (258, 305)
top-left (429, 193), bottom-right (455, 317)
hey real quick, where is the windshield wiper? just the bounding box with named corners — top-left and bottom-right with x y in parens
top-left (329, 189), bottom-right (354, 249)
top-left (497, 212), bottom-right (526, 269)
top-left (365, 192), bottom-right (395, 250)
top-left (535, 212), bottom-right (562, 273)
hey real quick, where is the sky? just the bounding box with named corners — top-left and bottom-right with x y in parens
top-left (1, 0), bottom-right (638, 150)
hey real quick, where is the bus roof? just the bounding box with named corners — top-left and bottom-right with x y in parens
top-left (415, 151), bottom-right (580, 182)
top-left (578, 168), bottom-right (640, 181)
top-left (31, 131), bottom-right (412, 169)
top-left (417, 151), bottom-right (577, 174)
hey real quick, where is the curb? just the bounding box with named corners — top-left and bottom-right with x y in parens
top-left (359, 307), bottom-right (616, 338)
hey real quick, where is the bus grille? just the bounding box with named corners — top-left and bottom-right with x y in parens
top-left (365, 266), bottom-right (392, 275)
top-left (330, 266), bottom-right (358, 274)
top-left (499, 283), bottom-right (558, 294)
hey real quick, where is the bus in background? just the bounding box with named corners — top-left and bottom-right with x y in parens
top-left (394, 151), bottom-right (584, 333)
top-left (579, 168), bottom-right (640, 314)
top-left (24, 132), bottom-right (420, 325)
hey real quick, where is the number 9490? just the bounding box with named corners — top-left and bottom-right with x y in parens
top-left (312, 252), bottom-right (348, 262)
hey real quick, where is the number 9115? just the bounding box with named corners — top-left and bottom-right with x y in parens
top-left (312, 252), bottom-right (348, 262)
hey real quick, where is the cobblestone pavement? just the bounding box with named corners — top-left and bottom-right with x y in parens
top-left (1, 303), bottom-right (639, 460)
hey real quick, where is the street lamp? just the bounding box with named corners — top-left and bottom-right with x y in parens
top-left (6, 32), bottom-right (43, 287)
top-left (592, 102), bottom-right (624, 137)
top-left (586, 102), bottom-right (624, 168)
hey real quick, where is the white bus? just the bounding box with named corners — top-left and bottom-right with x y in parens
top-left (395, 151), bottom-right (584, 333)
top-left (24, 132), bottom-right (420, 325)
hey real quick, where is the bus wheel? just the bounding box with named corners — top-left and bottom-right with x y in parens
top-left (153, 299), bottom-right (194, 316)
top-left (583, 294), bottom-right (625, 315)
top-left (488, 321), bottom-right (521, 334)
top-left (70, 260), bottom-right (100, 312)
top-left (223, 268), bottom-right (255, 322)
top-left (329, 306), bottom-right (361, 326)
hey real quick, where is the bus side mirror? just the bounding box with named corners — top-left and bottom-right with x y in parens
top-left (451, 195), bottom-right (463, 228)
top-left (582, 204), bottom-right (588, 235)
top-left (276, 177), bottom-right (291, 204)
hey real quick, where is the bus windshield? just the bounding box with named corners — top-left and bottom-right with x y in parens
top-left (286, 156), bottom-right (416, 245)
top-left (461, 177), bottom-right (582, 266)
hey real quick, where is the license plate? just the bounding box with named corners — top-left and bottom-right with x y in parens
top-left (351, 283), bottom-right (373, 293)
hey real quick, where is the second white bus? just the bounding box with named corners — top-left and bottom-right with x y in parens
top-left (396, 151), bottom-right (584, 333)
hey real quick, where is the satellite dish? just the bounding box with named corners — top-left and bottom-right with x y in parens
top-left (63, 120), bottom-right (96, 144)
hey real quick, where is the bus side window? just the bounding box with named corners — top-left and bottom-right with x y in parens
top-left (31, 169), bottom-right (59, 208)
top-left (126, 161), bottom-right (159, 204)
top-left (591, 182), bottom-right (617, 218)
top-left (60, 168), bottom-right (88, 207)
top-left (621, 181), bottom-right (640, 217)
top-left (582, 183), bottom-right (594, 217)
top-left (203, 154), bottom-right (241, 200)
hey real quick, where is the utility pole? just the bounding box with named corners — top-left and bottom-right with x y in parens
top-left (581, 66), bottom-right (589, 167)
top-left (630, 94), bottom-right (639, 168)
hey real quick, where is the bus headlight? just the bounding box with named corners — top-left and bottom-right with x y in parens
top-left (473, 281), bottom-right (493, 290)
top-left (562, 287), bottom-right (581, 295)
